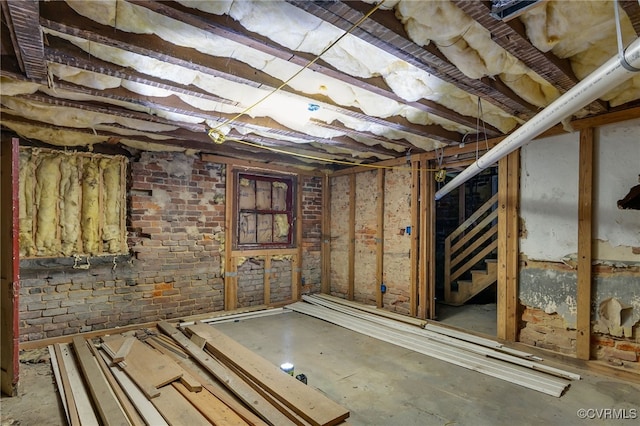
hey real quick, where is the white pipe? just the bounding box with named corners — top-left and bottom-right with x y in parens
top-left (435, 36), bottom-right (640, 200)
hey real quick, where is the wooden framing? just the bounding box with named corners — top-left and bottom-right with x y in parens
top-left (293, 177), bottom-right (303, 301)
top-left (418, 161), bottom-right (428, 319)
top-left (410, 161), bottom-right (419, 316)
top-left (576, 127), bottom-right (594, 360)
top-left (321, 173), bottom-right (331, 294)
top-left (376, 169), bottom-right (385, 308)
top-left (224, 165), bottom-right (237, 310)
top-left (1, 137), bottom-right (19, 396)
top-left (348, 174), bottom-right (356, 300)
top-left (497, 150), bottom-right (520, 341)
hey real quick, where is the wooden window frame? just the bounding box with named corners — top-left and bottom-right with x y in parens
top-left (234, 171), bottom-right (296, 250)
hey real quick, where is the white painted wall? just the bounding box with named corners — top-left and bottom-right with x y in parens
top-left (594, 118), bottom-right (640, 261)
top-left (520, 132), bottom-right (579, 262)
top-left (520, 119), bottom-right (640, 264)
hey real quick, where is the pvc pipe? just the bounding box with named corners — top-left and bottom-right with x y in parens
top-left (435, 35), bottom-right (640, 200)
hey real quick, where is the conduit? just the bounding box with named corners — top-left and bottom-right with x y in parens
top-left (434, 35), bottom-right (640, 200)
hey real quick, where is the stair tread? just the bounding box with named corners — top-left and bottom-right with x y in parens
top-left (471, 269), bottom-right (489, 275)
top-left (485, 258), bottom-right (497, 263)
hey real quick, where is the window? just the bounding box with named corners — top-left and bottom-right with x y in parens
top-left (19, 147), bottom-right (127, 258)
top-left (236, 172), bottom-right (295, 248)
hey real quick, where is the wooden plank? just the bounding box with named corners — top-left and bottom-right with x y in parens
top-left (147, 335), bottom-right (189, 359)
top-left (112, 336), bottom-right (135, 363)
top-left (450, 209), bottom-right (498, 254)
top-left (410, 160), bottom-right (419, 317)
top-left (450, 240), bottom-right (498, 282)
top-left (173, 381), bottom-right (249, 426)
top-left (576, 127), bottom-right (594, 360)
top-left (418, 161), bottom-right (427, 319)
top-left (51, 344), bottom-right (80, 426)
top-left (151, 339), bottom-right (268, 426)
top-left (294, 177), bottom-right (303, 301)
top-left (231, 248), bottom-right (298, 257)
top-left (444, 235), bottom-right (452, 302)
top-left (321, 173), bottom-right (331, 294)
top-left (102, 335), bottom-right (183, 393)
top-left (497, 155), bottom-right (509, 341)
top-left (157, 321), bottom-right (295, 426)
top-left (505, 150), bottom-right (520, 341)
top-left (151, 381), bottom-right (212, 425)
top-left (0, 137), bottom-right (19, 396)
top-left (226, 166), bottom-right (237, 310)
top-left (145, 339), bottom-right (202, 392)
top-left (187, 323), bottom-right (350, 426)
top-left (88, 341), bottom-right (145, 426)
top-left (376, 169), bottom-right (385, 309)
top-left (58, 343), bottom-right (100, 425)
top-left (98, 350), bottom-right (169, 426)
top-left (449, 194), bottom-right (499, 241)
top-left (427, 166), bottom-right (437, 320)
top-left (71, 336), bottom-right (131, 426)
top-left (348, 174), bottom-right (355, 301)
top-left (264, 255), bottom-right (272, 305)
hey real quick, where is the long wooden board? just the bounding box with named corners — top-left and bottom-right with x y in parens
top-left (173, 381), bottom-right (249, 426)
top-left (157, 321), bottom-right (296, 426)
top-left (186, 324), bottom-right (349, 426)
top-left (151, 382), bottom-right (212, 425)
top-left (71, 336), bottom-right (131, 426)
top-left (58, 343), bottom-right (100, 425)
top-left (50, 344), bottom-right (80, 426)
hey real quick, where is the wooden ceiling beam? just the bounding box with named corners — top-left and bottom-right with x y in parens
top-left (39, 1), bottom-right (467, 146)
top-left (2, 0), bottom-right (47, 79)
top-left (452, 0), bottom-right (608, 114)
top-left (287, 0), bottom-right (532, 122)
top-left (620, 1), bottom-right (640, 36)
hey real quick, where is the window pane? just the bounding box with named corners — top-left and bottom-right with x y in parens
top-left (272, 181), bottom-right (287, 211)
top-left (274, 214), bottom-right (290, 242)
top-left (257, 214), bottom-right (273, 243)
top-left (239, 212), bottom-right (256, 244)
top-left (256, 180), bottom-right (272, 210)
top-left (238, 178), bottom-right (256, 210)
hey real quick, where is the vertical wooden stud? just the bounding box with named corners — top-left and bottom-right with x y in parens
top-left (427, 163), bottom-right (437, 320)
top-left (410, 161), bottom-right (419, 317)
top-left (576, 127), bottom-right (594, 360)
top-left (376, 169), bottom-right (385, 308)
top-left (418, 160), bottom-right (428, 319)
top-left (321, 174), bottom-right (331, 294)
top-left (264, 255), bottom-right (271, 305)
top-left (348, 174), bottom-right (356, 301)
top-left (497, 150), bottom-right (520, 341)
top-left (224, 166), bottom-right (237, 310)
top-left (294, 177), bottom-right (303, 301)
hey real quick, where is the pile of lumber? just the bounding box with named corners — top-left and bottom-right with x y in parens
top-left (288, 294), bottom-right (580, 398)
top-left (48, 321), bottom-right (349, 426)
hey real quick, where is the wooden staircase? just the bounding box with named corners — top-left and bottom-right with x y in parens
top-left (444, 194), bottom-right (498, 306)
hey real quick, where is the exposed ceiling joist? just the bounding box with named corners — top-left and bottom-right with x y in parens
top-left (2, 0), bottom-right (47, 79)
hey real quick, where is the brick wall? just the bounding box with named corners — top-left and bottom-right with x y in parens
top-left (19, 152), bottom-right (226, 341)
top-left (17, 150), bottom-right (326, 342)
top-left (519, 307), bottom-right (577, 355)
top-left (301, 176), bottom-right (322, 294)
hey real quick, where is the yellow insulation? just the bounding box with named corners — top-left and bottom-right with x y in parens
top-left (18, 151), bottom-right (36, 257)
top-left (101, 158), bottom-right (122, 253)
top-left (81, 158), bottom-right (101, 255)
top-left (59, 154), bottom-right (81, 255)
top-left (34, 153), bottom-right (62, 256)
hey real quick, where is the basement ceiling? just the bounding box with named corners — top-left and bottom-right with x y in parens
top-left (1, 0), bottom-right (640, 171)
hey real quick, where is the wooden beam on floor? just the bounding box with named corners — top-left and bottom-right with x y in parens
top-left (376, 169), bottom-right (385, 309)
top-left (71, 337), bottom-right (131, 426)
top-left (576, 127), bottom-right (594, 360)
top-left (187, 323), bottom-right (350, 426)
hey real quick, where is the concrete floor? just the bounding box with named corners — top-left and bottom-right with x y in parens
top-left (3, 310), bottom-right (640, 426)
top-left (435, 303), bottom-right (497, 336)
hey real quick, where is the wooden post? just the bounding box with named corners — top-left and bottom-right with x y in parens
top-left (427, 164), bottom-right (437, 320)
top-left (264, 255), bottom-right (271, 305)
top-left (418, 161), bottom-right (428, 319)
top-left (348, 174), bottom-right (356, 301)
top-left (224, 166), bottom-right (237, 310)
top-left (410, 161), bottom-right (419, 317)
top-left (376, 169), bottom-right (385, 308)
top-left (321, 174), bottom-right (331, 294)
top-left (497, 150), bottom-right (520, 341)
top-left (1, 137), bottom-right (20, 396)
top-left (293, 178), bottom-right (303, 301)
top-left (576, 127), bottom-right (594, 360)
